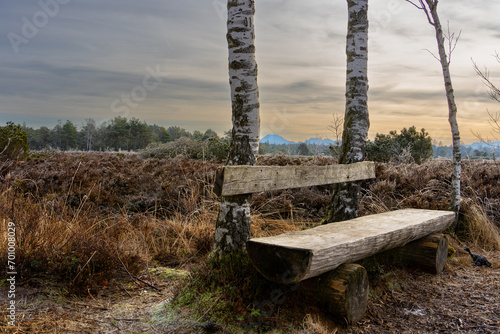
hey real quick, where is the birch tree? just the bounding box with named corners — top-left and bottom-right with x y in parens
top-left (406, 0), bottom-right (462, 226)
top-left (323, 0), bottom-right (370, 223)
top-left (211, 0), bottom-right (260, 259)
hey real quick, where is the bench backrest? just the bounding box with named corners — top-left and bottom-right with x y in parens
top-left (215, 161), bottom-right (375, 197)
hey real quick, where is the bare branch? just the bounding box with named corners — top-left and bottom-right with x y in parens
top-left (406, 0), bottom-right (435, 26)
top-left (405, 0), bottom-right (424, 10)
top-left (472, 110), bottom-right (500, 146)
top-left (424, 48), bottom-right (441, 62)
top-left (445, 21), bottom-right (461, 65)
top-left (327, 113), bottom-right (344, 158)
top-left (487, 110), bottom-right (500, 135)
top-left (327, 112), bottom-right (344, 142)
top-left (473, 58), bottom-right (500, 103)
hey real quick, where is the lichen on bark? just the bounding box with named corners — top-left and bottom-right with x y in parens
top-left (323, 0), bottom-right (369, 224)
top-left (212, 0), bottom-right (260, 259)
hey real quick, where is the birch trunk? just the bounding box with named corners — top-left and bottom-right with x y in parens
top-left (427, 1), bottom-right (461, 226)
top-left (406, 1), bottom-right (462, 225)
top-left (212, 0), bottom-right (260, 258)
top-left (323, 0), bottom-right (369, 223)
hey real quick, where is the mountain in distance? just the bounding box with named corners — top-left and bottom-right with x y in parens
top-left (468, 141), bottom-right (500, 150)
top-left (260, 134), bottom-right (338, 146)
top-left (305, 137), bottom-right (338, 146)
top-left (260, 134), bottom-right (295, 145)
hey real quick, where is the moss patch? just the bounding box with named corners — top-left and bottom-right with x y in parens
top-left (149, 267), bottom-right (190, 281)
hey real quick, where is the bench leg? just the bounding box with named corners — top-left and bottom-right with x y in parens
top-left (398, 233), bottom-right (448, 274)
top-left (315, 263), bottom-right (369, 325)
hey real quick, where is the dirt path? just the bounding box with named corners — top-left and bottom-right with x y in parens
top-left (1, 252), bottom-right (499, 333)
top-left (349, 250), bottom-right (500, 334)
top-left (1, 268), bottom-right (186, 333)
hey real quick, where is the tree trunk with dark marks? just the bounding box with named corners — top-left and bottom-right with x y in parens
top-left (211, 0), bottom-right (260, 259)
top-left (429, 2), bottom-right (461, 228)
top-left (406, 0), bottom-right (462, 228)
top-left (323, 0), bottom-right (370, 224)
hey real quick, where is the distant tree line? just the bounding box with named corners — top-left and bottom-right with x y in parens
top-left (433, 144), bottom-right (499, 160)
top-left (21, 117), bottom-right (226, 152)
top-left (5, 120), bottom-right (496, 161)
top-left (260, 126), bottom-right (497, 162)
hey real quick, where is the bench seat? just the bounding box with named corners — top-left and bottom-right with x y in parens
top-left (247, 209), bottom-right (455, 284)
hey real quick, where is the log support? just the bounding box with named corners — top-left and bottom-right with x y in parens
top-left (398, 233), bottom-right (448, 274)
top-left (314, 264), bottom-right (369, 324)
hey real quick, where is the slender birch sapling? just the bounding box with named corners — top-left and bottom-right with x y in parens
top-left (406, 0), bottom-right (462, 227)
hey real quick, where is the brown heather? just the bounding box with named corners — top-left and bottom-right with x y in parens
top-left (1, 153), bottom-right (499, 294)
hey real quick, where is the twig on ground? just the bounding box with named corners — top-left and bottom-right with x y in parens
top-left (119, 281), bottom-right (133, 297)
top-left (119, 266), bottom-right (160, 292)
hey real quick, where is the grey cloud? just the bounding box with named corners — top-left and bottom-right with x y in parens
top-left (1, 0), bottom-right (499, 143)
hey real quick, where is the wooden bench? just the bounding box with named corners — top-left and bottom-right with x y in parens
top-left (215, 161), bottom-right (454, 323)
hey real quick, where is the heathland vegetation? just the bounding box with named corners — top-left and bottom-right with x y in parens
top-left (1, 145), bottom-right (499, 331)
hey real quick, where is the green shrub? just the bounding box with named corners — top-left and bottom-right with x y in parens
top-left (205, 136), bottom-right (229, 161)
top-left (366, 126), bottom-right (433, 164)
top-left (0, 122), bottom-right (29, 161)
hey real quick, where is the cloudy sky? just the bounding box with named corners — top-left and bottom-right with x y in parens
top-left (1, 0), bottom-right (499, 144)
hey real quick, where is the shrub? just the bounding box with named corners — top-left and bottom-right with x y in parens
top-left (0, 122), bottom-right (29, 161)
top-left (205, 136), bottom-right (229, 161)
top-left (297, 142), bottom-right (311, 156)
top-left (140, 138), bottom-right (203, 159)
top-left (366, 126), bottom-right (433, 164)
top-left (140, 136), bottom-right (229, 161)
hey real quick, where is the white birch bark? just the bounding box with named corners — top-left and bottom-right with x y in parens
top-left (407, 0), bottom-right (461, 224)
top-left (212, 0), bottom-right (260, 258)
top-left (429, 2), bottom-right (461, 224)
top-left (324, 0), bottom-right (369, 223)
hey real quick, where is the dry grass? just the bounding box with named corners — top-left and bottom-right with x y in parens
top-left (301, 314), bottom-right (338, 334)
top-left (461, 199), bottom-right (500, 251)
top-left (1, 153), bottom-right (499, 295)
top-left (1, 153), bottom-right (499, 333)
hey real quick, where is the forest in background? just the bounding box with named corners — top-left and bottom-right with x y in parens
top-left (16, 117), bottom-right (500, 161)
